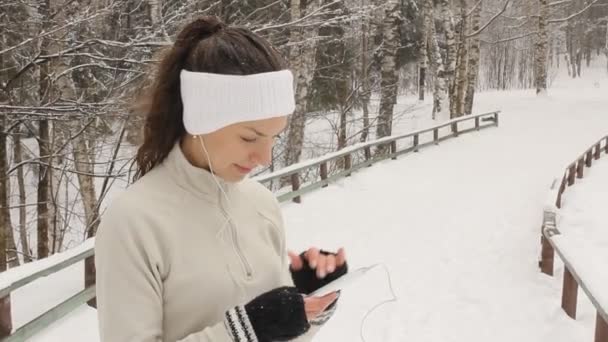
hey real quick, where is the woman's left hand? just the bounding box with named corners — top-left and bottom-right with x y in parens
top-left (288, 247), bottom-right (348, 295)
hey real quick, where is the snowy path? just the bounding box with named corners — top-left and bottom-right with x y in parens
top-left (281, 85), bottom-right (608, 342)
top-left (24, 73), bottom-right (608, 341)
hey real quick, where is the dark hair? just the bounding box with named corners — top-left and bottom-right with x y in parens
top-left (132, 15), bottom-right (288, 181)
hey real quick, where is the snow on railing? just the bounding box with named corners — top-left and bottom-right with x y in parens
top-left (0, 111), bottom-right (501, 340)
top-left (539, 134), bottom-right (608, 342)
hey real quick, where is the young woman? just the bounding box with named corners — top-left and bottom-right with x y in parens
top-left (94, 15), bottom-right (348, 342)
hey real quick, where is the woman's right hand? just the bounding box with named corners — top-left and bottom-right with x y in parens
top-left (303, 291), bottom-right (340, 321)
top-left (224, 286), bottom-right (338, 342)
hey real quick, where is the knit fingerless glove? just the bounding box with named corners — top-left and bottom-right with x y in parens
top-left (290, 250), bottom-right (349, 295)
top-left (224, 286), bottom-right (310, 342)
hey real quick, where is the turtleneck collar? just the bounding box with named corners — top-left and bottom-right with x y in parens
top-left (162, 141), bottom-right (237, 202)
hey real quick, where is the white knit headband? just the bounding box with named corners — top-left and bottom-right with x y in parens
top-left (180, 69), bottom-right (295, 135)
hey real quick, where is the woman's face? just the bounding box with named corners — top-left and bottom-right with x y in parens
top-left (198, 116), bottom-right (288, 182)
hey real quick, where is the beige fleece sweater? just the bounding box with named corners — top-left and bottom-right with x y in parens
top-left (94, 142), bottom-right (325, 342)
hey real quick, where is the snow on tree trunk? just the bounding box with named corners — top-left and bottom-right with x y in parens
top-left (451, 0), bottom-right (468, 118)
top-left (424, 0), bottom-right (448, 119)
top-left (465, 0), bottom-right (481, 115)
top-left (375, 0), bottom-right (401, 155)
top-left (283, 0), bottom-right (321, 167)
top-left (535, 0), bottom-right (549, 95)
top-left (419, 28), bottom-right (428, 102)
top-left (439, 0), bottom-right (457, 78)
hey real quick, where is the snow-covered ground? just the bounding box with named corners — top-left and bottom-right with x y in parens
top-left (5, 59), bottom-right (608, 341)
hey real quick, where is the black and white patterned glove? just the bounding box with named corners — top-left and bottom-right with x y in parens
top-left (224, 286), bottom-right (310, 342)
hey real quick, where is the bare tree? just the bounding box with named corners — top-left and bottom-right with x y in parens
top-left (465, 0), bottom-right (482, 114)
top-left (375, 0), bottom-right (401, 154)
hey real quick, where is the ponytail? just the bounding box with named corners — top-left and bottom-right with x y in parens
top-left (132, 15), bottom-right (287, 181)
top-left (133, 16), bottom-right (226, 181)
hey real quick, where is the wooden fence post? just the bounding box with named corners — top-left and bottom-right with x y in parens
top-left (344, 154), bottom-right (352, 176)
top-left (364, 146), bottom-right (371, 163)
top-left (540, 236), bottom-right (554, 276)
top-left (433, 129), bottom-right (439, 144)
top-left (596, 313), bottom-right (608, 342)
top-left (0, 295), bottom-right (11, 338)
top-left (577, 158), bottom-right (584, 179)
top-left (562, 267), bottom-right (579, 319)
top-left (451, 122), bottom-right (459, 136)
top-left (413, 134), bottom-right (419, 152)
top-left (85, 258), bottom-right (96, 308)
top-left (586, 150), bottom-right (593, 167)
top-left (605, 137), bottom-right (608, 154)
top-left (556, 177), bottom-right (566, 208)
top-left (320, 162), bottom-right (328, 188)
top-left (390, 141), bottom-right (397, 160)
top-left (568, 165), bottom-right (576, 186)
top-left (494, 112), bottom-right (499, 126)
top-left (291, 173), bottom-right (301, 203)
top-left (594, 143), bottom-right (601, 160)
top-left (475, 117), bottom-right (480, 130)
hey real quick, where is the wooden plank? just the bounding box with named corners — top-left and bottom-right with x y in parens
top-left (255, 111), bottom-right (501, 183)
top-left (596, 312), bottom-right (608, 342)
top-left (4, 286), bottom-right (96, 342)
top-left (0, 248), bottom-right (94, 298)
top-left (562, 267), bottom-right (579, 319)
top-left (277, 156), bottom-right (387, 203)
top-left (546, 234), bottom-right (608, 328)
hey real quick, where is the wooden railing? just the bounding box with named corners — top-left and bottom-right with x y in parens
top-left (539, 134), bottom-right (608, 342)
top-left (0, 111), bottom-right (500, 341)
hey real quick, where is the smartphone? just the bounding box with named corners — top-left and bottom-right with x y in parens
top-left (308, 264), bottom-right (379, 297)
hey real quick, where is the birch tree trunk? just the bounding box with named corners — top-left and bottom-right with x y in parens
top-left (451, 0), bottom-right (468, 118)
top-left (375, 0), bottom-right (401, 155)
top-left (72, 134), bottom-right (99, 239)
top-left (439, 0), bottom-right (457, 77)
top-left (425, 0), bottom-right (448, 119)
top-left (465, 0), bottom-right (481, 115)
top-left (283, 0), bottom-right (321, 167)
top-left (13, 131), bottom-right (32, 263)
top-left (535, 0), bottom-right (549, 94)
